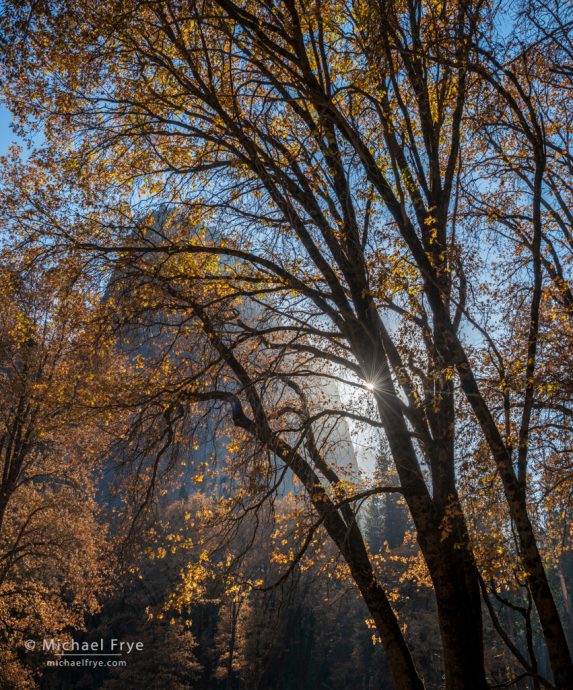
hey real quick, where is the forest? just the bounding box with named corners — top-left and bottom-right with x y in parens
top-left (0, 0), bottom-right (572, 688)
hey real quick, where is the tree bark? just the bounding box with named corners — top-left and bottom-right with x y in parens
top-left (410, 493), bottom-right (489, 690)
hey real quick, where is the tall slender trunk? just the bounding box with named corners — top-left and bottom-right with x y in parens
top-left (273, 429), bottom-right (426, 690)
top-left (353, 572), bottom-right (426, 690)
top-left (411, 494), bottom-right (489, 690)
top-left (323, 502), bottom-right (426, 690)
top-left (443, 324), bottom-right (573, 688)
top-left (511, 494), bottom-right (573, 689)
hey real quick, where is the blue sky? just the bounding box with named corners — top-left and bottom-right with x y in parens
top-left (0, 104), bottom-right (17, 155)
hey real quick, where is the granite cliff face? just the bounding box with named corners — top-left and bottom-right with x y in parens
top-left (101, 207), bottom-right (359, 504)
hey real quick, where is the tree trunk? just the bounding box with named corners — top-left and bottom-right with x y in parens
top-left (413, 495), bottom-right (489, 690)
top-left (433, 536), bottom-right (488, 689)
top-left (354, 574), bottom-right (426, 690)
top-left (511, 495), bottom-right (573, 689)
top-left (269, 429), bottom-right (427, 690)
top-left (444, 325), bottom-right (573, 688)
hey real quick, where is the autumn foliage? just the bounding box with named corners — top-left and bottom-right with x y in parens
top-left (0, 0), bottom-right (572, 688)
